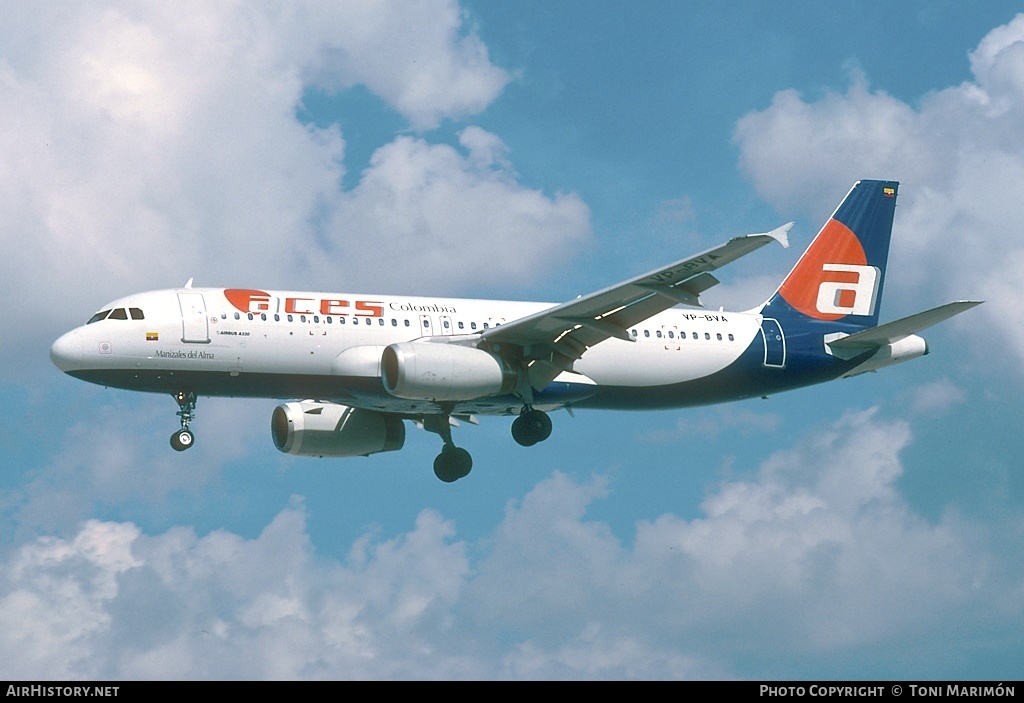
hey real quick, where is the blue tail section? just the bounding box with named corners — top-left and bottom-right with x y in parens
top-left (760, 179), bottom-right (898, 331)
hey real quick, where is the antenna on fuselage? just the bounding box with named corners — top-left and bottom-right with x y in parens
top-left (184, 277), bottom-right (194, 289)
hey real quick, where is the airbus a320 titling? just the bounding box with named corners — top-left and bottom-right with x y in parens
top-left (51, 180), bottom-right (980, 482)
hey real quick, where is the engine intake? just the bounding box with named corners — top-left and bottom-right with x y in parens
top-left (381, 342), bottom-right (518, 401)
top-left (271, 401), bottom-right (405, 458)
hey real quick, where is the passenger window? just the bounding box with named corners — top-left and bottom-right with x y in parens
top-left (705, 332), bottom-right (710, 340)
top-left (631, 329), bottom-right (637, 338)
top-left (274, 314), bottom-right (280, 322)
top-left (109, 308), bottom-right (128, 320)
top-left (129, 308), bottom-right (144, 320)
top-left (458, 321), bottom-right (464, 330)
top-left (327, 316), bottom-right (332, 324)
top-left (717, 333), bottom-right (722, 341)
top-left (728, 333), bottom-right (734, 341)
top-left (339, 317), bottom-right (346, 325)
top-left (692, 332), bottom-right (697, 340)
top-left (287, 314), bottom-right (293, 322)
top-left (443, 320), bottom-right (450, 329)
top-left (234, 312), bottom-right (241, 320)
top-left (668, 331), bottom-right (674, 339)
top-left (378, 318), bottom-right (384, 326)
top-left (644, 330), bottom-right (650, 338)
top-left (301, 315), bottom-right (307, 323)
top-left (247, 313), bottom-right (254, 320)
top-left (656, 330), bottom-right (662, 338)
top-left (261, 313), bottom-right (267, 321)
top-left (87, 310), bottom-right (111, 324)
top-left (392, 319), bottom-right (398, 327)
top-left (221, 313), bottom-right (227, 320)
top-left (471, 322), bottom-right (477, 330)
top-left (483, 323), bottom-right (489, 329)
top-left (404, 320), bottom-right (410, 327)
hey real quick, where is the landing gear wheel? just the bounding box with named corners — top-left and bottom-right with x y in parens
top-left (512, 409), bottom-right (552, 447)
top-left (433, 444), bottom-right (473, 483)
top-left (170, 428), bottom-right (194, 451)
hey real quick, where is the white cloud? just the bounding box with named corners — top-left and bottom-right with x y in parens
top-left (3, 409), bottom-right (1018, 679)
top-left (303, 0), bottom-right (510, 130)
top-left (906, 377), bottom-right (967, 415)
top-left (734, 13), bottom-right (1024, 369)
top-left (319, 129), bottom-right (590, 293)
top-left (3, 396), bottom-right (264, 537)
top-left (1, 1), bottom-right (586, 374)
top-left (0, 519), bottom-right (141, 679)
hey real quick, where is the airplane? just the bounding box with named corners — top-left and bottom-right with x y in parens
top-left (51, 180), bottom-right (981, 482)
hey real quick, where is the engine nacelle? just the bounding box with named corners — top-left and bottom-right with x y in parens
top-left (842, 334), bottom-right (929, 377)
top-left (381, 342), bottom-right (518, 401)
top-left (271, 401), bottom-right (405, 458)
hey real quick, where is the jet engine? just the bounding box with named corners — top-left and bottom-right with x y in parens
top-left (381, 342), bottom-right (518, 401)
top-left (271, 401), bottom-right (405, 457)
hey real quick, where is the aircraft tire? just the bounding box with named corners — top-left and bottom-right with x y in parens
top-left (511, 416), bottom-right (537, 446)
top-left (170, 428), bottom-right (194, 452)
top-left (433, 445), bottom-right (472, 482)
top-left (512, 410), bottom-right (552, 446)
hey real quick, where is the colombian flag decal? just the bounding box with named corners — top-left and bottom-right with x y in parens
top-left (883, 187), bottom-right (895, 197)
top-left (146, 332), bottom-right (159, 341)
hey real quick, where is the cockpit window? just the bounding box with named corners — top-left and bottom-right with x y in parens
top-left (108, 308), bottom-right (128, 320)
top-left (129, 307), bottom-right (144, 320)
top-left (87, 310), bottom-right (111, 324)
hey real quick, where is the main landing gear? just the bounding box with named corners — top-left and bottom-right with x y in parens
top-left (511, 407), bottom-right (552, 447)
top-left (424, 407), bottom-right (553, 483)
top-left (170, 391), bottom-right (197, 451)
top-left (423, 415), bottom-right (472, 483)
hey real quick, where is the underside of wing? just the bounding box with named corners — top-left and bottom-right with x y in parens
top-left (481, 223), bottom-right (792, 391)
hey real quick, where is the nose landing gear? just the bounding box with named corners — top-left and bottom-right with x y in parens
top-left (170, 391), bottom-right (197, 451)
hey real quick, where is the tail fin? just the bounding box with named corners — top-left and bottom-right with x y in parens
top-left (761, 180), bottom-right (898, 329)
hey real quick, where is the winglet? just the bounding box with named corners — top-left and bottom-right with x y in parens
top-left (184, 277), bottom-right (194, 289)
top-left (768, 222), bottom-right (793, 249)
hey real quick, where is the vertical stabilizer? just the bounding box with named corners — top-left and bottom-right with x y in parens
top-left (761, 180), bottom-right (898, 329)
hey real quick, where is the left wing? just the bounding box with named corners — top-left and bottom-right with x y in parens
top-left (481, 223), bottom-right (792, 391)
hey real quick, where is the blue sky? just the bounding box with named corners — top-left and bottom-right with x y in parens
top-left (2, 1), bottom-right (1023, 679)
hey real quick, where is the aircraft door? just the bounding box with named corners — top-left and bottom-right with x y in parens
top-left (178, 292), bottom-right (211, 344)
top-left (761, 318), bottom-right (785, 368)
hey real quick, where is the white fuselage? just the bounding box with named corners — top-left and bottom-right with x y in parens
top-left (51, 286), bottom-right (771, 415)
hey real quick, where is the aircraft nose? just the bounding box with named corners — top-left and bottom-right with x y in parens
top-left (50, 329), bottom-right (83, 372)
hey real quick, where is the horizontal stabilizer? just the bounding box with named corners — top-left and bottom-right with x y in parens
top-left (828, 300), bottom-right (982, 352)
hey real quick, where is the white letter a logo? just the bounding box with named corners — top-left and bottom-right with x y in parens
top-left (815, 264), bottom-right (880, 316)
